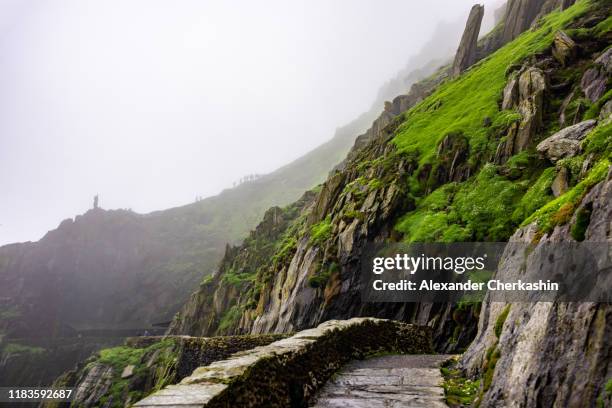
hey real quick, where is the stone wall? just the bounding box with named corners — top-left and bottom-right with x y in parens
top-left (134, 318), bottom-right (432, 408)
top-left (43, 334), bottom-right (287, 408)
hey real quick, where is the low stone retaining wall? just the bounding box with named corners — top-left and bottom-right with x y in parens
top-left (174, 333), bottom-right (288, 379)
top-left (44, 334), bottom-right (287, 408)
top-left (134, 318), bottom-right (432, 408)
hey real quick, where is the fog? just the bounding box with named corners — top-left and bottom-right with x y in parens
top-left (0, 0), bottom-right (502, 245)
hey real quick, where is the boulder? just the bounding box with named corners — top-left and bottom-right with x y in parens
top-left (551, 30), bottom-right (576, 66)
top-left (536, 119), bottom-right (597, 162)
top-left (452, 4), bottom-right (485, 77)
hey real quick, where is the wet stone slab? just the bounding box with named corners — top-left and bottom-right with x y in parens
top-left (310, 354), bottom-right (453, 408)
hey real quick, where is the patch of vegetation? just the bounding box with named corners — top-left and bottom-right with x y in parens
top-left (222, 267), bottom-right (256, 286)
top-left (512, 167), bottom-right (556, 223)
top-left (308, 262), bottom-right (338, 288)
top-left (367, 178), bottom-right (384, 191)
top-left (201, 274), bottom-right (214, 285)
top-left (92, 339), bottom-right (178, 408)
top-left (218, 305), bottom-right (242, 332)
top-left (98, 346), bottom-right (146, 371)
top-left (584, 89), bottom-right (612, 120)
top-left (596, 377), bottom-right (612, 407)
top-left (451, 165), bottom-right (526, 241)
top-left (342, 209), bottom-right (365, 222)
top-left (482, 344), bottom-right (501, 392)
top-left (309, 216), bottom-right (332, 245)
top-left (494, 305), bottom-right (511, 338)
top-left (583, 121), bottom-right (612, 158)
top-left (441, 358), bottom-right (480, 407)
top-left (523, 159), bottom-right (610, 232)
top-left (397, 163), bottom-right (530, 242)
top-left (0, 306), bottom-right (21, 321)
top-left (272, 236), bottom-right (298, 265)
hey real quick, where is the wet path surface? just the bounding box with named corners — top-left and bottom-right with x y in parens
top-left (310, 354), bottom-right (453, 408)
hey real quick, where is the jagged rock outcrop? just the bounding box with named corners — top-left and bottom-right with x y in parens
top-left (452, 4), bottom-right (485, 77)
top-left (501, 0), bottom-right (578, 45)
top-left (536, 119), bottom-right (597, 162)
top-left (496, 66), bottom-right (547, 162)
top-left (168, 1), bottom-right (611, 361)
top-left (502, 0), bottom-right (547, 43)
top-left (461, 167), bottom-right (612, 407)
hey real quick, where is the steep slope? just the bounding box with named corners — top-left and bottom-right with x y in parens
top-left (167, 3), bottom-right (611, 406)
top-left (0, 122), bottom-right (362, 387)
top-left (0, 19), bottom-right (455, 387)
top-left (48, 1), bottom-right (612, 405)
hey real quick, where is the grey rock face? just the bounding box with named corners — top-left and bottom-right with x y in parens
top-left (536, 119), bottom-right (597, 162)
top-left (501, 0), bottom-right (546, 43)
top-left (452, 4), bottom-right (485, 77)
top-left (581, 48), bottom-right (612, 102)
top-left (462, 167), bottom-right (612, 407)
top-left (71, 363), bottom-right (114, 407)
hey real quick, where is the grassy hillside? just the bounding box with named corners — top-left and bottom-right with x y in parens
top-left (168, 0), bottom-right (611, 343)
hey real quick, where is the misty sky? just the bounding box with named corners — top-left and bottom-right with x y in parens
top-left (0, 0), bottom-right (502, 245)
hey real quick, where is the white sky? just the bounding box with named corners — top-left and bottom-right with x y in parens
top-left (0, 0), bottom-right (502, 245)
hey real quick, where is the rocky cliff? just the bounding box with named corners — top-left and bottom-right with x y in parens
top-left (452, 4), bottom-right (485, 77)
top-left (461, 167), bottom-right (611, 406)
top-left (40, 0), bottom-right (612, 405)
top-left (169, 0), bottom-right (611, 368)
top-left (0, 99), bottom-right (374, 387)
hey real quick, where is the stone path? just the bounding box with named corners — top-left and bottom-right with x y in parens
top-left (310, 354), bottom-right (453, 408)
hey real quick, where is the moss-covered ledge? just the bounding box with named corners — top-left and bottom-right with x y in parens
top-left (134, 318), bottom-right (432, 408)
